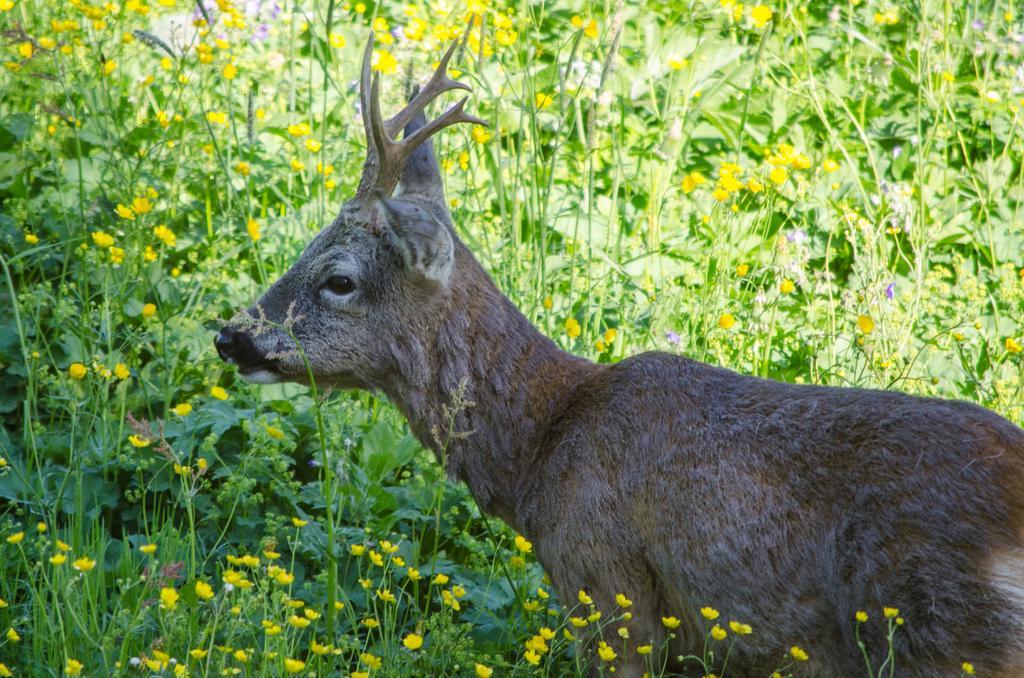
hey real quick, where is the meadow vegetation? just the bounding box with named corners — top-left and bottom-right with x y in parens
top-left (0, 0), bottom-right (1022, 674)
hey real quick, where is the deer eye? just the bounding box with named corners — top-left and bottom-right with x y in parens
top-left (322, 275), bottom-right (355, 296)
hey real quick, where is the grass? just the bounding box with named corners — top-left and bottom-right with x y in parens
top-left (0, 0), bottom-right (1020, 675)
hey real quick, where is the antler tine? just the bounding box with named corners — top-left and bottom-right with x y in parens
top-left (355, 32), bottom-right (382, 197)
top-left (398, 97), bottom-right (486, 153)
top-left (384, 39), bottom-right (471, 138)
top-left (367, 74), bottom-right (391, 169)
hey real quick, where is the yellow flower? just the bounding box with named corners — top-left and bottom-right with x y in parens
top-left (373, 49), bottom-right (397, 74)
top-left (329, 32), bottom-right (346, 48)
top-left (131, 196), bottom-right (152, 215)
top-left (615, 593), bottom-right (632, 608)
top-left (206, 111), bottom-right (228, 126)
top-left (291, 517), bottom-right (308, 527)
top-left (857, 315), bottom-right (875, 334)
top-left (6, 532), bottom-right (24, 544)
top-left (142, 303), bottom-right (157, 318)
top-left (173, 403), bottom-right (192, 416)
top-left (471, 125), bottom-right (492, 144)
top-left (403, 633), bottom-right (423, 650)
top-left (569, 616), bottom-right (588, 627)
top-left (210, 386), bottom-right (228, 400)
top-left (222, 62), bottom-right (237, 80)
top-left (514, 535), bottom-right (532, 553)
top-left (883, 606), bottom-right (900, 618)
top-left (233, 649), bottom-right (249, 663)
top-left (535, 92), bottom-right (553, 109)
top-left (114, 363), bottom-right (130, 380)
top-left (25, 232), bottom-right (39, 244)
top-left (711, 624), bottom-right (727, 640)
top-left (6, 628), bottom-right (19, 642)
top-left (790, 646), bottom-right (809, 661)
top-left (729, 620), bottom-right (752, 635)
top-left (823, 158), bottom-right (839, 173)
top-left (17, 41), bottom-right (32, 58)
top-left (0, 663), bottom-right (12, 677)
top-left (128, 434), bottom-right (150, 448)
top-left (289, 615), bottom-right (310, 629)
top-left (274, 569), bottom-right (294, 585)
top-left (779, 278), bottom-right (795, 294)
top-left (637, 645), bottom-right (653, 655)
top-left (718, 313), bottom-right (736, 330)
top-left (474, 664), bottom-right (493, 678)
top-left (190, 649), bottom-right (208, 660)
top-left (583, 18), bottom-right (599, 39)
top-left (360, 652), bottom-right (382, 669)
top-left (140, 543), bottom-right (157, 554)
top-left (67, 362), bottom-right (88, 379)
top-left (769, 166), bottom-right (788, 185)
top-left (195, 580), bottom-right (214, 600)
top-left (103, 59), bottom-right (117, 76)
top-left (856, 610), bottom-right (869, 623)
top-left (578, 590), bottom-right (593, 605)
top-left (565, 318), bottom-right (582, 339)
top-left (73, 556), bottom-right (96, 572)
top-left (962, 662), bottom-right (975, 675)
top-left (597, 641), bottom-right (616, 662)
top-left (153, 224), bottom-right (175, 247)
top-left (160, 586), bottom-right (179, 610)
top-left (682, 171), bottom-right (706, 193)
top-left (284, 658), bottom-right (305, 673)
top-left (661, 616), bottom-right (681, 629)
top-left (56, 540), bottom-right (70, 551)
top-left (65, 659), bottom-right (84, 676)
top-left (750, 4), bottom-right (772, 27)
top-left (523, 649), bottom-right (541, 665)
top-left (246, 218), bottom-right (261, 241)
top-left (377, 588), bottom-right (396, 603)
top-left (433, 573), bottom-right (449, 585)
top-left (1006, 337), bottom-right (1022, 354)
top-left (92, 231), bottom-right (116, 247)
top-left (668, 55), bottom-right (688, 70)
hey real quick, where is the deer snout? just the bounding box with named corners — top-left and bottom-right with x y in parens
top-left (214, 325), bottom-right (269, 370)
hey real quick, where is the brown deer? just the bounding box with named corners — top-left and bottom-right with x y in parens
top-left (215, 35), bottom-right (1024, 677)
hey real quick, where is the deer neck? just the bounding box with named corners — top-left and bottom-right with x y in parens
top-left (382, 248), bottom-right (594, 530)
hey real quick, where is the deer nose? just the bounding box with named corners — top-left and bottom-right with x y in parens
top-left (215, 326), bottom-right (238, 362)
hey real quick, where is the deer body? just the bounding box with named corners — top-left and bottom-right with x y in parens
top-left (216, 37), bottom-right (1024, 676)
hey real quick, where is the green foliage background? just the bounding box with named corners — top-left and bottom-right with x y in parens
top-left (0, 0), bottom-right (1022, 675)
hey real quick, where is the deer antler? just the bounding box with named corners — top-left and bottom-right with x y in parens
top-left (356, 33), bottom-right (485, 199)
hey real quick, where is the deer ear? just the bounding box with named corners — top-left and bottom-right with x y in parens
top-left (376, 197), bottom-right (454, 286)
top-left (395, 86), bottom-right (447, 211)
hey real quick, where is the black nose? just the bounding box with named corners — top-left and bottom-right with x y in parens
top-left (215, 326), bottom-right (238, 362)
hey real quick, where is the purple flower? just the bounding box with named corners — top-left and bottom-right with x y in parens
top-left (972, 19), bottom-right (984, 30)
top-left (885, 282), bottom-right (895, 299)
top-left (665, 330), bottom-right (681, 346)
top-left (252, 23), bottom-right (270, 42)
top-left (787, 229), bottom-right (807, 244)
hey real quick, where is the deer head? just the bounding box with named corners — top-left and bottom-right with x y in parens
top-left (214, 35), bottom-right (484, 389)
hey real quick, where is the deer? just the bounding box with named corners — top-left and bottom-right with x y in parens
top-left (215, 34), bottom-right (1024, 677)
